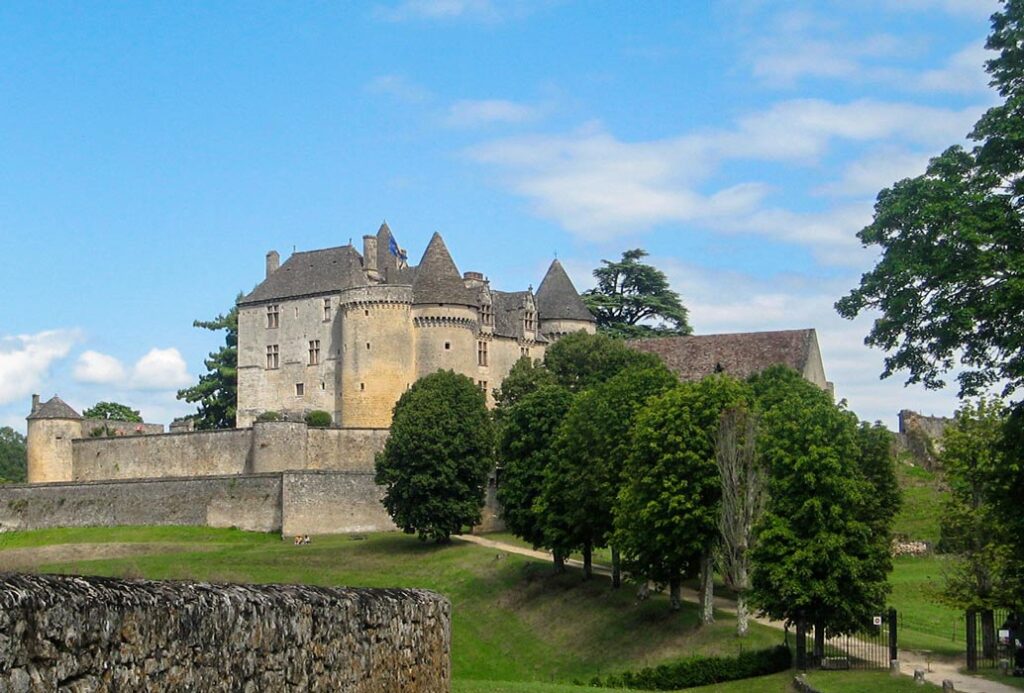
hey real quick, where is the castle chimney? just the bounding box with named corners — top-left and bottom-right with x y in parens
top-left (363, 235), bottom-right (379, 277)
top-left (266, 250), bottom-right (280, 278)
top-left (31, 394), bottom-right (40, 414)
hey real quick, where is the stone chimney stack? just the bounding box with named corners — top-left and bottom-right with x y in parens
top-left (363, 235), bottom-right (379, 280)
top-left (266, 250), bottom-right (280, 278)
top-left (31, 394), bottom-right (40, 415)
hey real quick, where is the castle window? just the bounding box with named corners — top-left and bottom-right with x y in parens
top-left (360, 383), bottom-right (365, 391)
top-left (266, 344), bottom-right (279, 369)
top-left (320, 381), bottom-right (326, 390)
top-left (524, 310), bottom-right (535, 332)
top-left (477, 340), bottom-right (488, 366)
top-left (308, 339), bottom-right (320, 365)
top-left (366, 342), bottom-right (371, 350)
top-left (444, 342), bottom-right (451, 350)
top-left (520, 346), bottom-right (530, 358)
top-left (323, 298), bottom-right (332, 321)
top-left (477, 380), bottom-right (488, 393)
top-left (295, 383), bottom-right (304, 397)
top-left (480, 303), bottom-right (493, 327)
top-left (365, 309), bottom-right (370, 316)
top-left (267, 305), bottom-right (279, 329)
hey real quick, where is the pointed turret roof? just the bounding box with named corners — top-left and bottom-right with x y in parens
top-left (412, 232), bottom-right (477, 305)
top-left (27, 395), bottom-right (82, 420)
top-left (535, 259), bottom-right (596, 322)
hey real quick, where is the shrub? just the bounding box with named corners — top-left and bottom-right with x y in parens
top-left (255, 411), bottom-right (280, 422)
top-left (588, 645), bottom-right (791, 690)
top-left (304, 410), bottom-right (332, 428)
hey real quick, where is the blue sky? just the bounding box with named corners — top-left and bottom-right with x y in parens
top-left (0, 0), bottom-right (1002, 431)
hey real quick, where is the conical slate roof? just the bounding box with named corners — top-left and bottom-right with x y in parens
top-left (27, 396), bottom-right (82, 420)
top-left (535, 260), bottom-right (596, 322)
top-left (412, 233), bottom-right (477, 306)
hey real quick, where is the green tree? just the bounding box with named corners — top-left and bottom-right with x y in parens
top-left (835, 2), bottom-right (1024, 399)
top-left (540, 364), bottom-right (677, 582)
top-left (582, 249), bottom-right (692, 338)
top-left (748, 370), bottom-right (890, 647)
top-left (177, 301), bottom-right (239, 429)
top-left (374, 370), bottom-right (495, 543)
top-left (614, 374), bottom-right (750, 610)
top-left (996, 406), bottom-right (1024, 606)
top-left (854, 421), bottom-right (902, 538)
top-left (939, 399), bottom-right (1011, 654)
top-left (543, 331), bottom-right (660, 392)
top-left (496, 384), bottom-right (575, 564)
top-left (493, 356), bottom-right (555, 412)
top-left (0, 427), bottom-right (27, 484)
top-left (82, 401), bottom-right (142, 422)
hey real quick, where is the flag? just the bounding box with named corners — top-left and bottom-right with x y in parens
top-left (388, 235), bottom-right (408, 261)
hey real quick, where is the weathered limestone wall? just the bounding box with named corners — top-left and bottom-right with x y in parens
top-left (305, 427), bottom-right (388, 472)
top-left (0, 474), bottom-right (282, 533)
top-left (72, 429), bottom-right (253, 481)
top-left (80, 419), bottom-right (164, 437)
top-left (250, 421), bottom-right (308, 473)
top-left (0, 573), bottom-right (451, 692)
top-left (26, 418), bottom-right (80, 483)
top-left (282, 471), bottom-right (397, 536)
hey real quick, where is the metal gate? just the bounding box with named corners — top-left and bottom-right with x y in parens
top-left (795, 609), bottom-right (898, 670)
top-left (965, 608), bottom-right (1019, 672)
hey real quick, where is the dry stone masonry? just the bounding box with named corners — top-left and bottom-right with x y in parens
top-left (0, 573), bottom-right (450, 692)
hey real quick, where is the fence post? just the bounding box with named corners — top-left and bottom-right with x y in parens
top-left (966, 609), bottom-right (978, 672)
top-left (889, 607), bottom-right (898, 663)
top-left (796, 617), bottom-right (807, 670)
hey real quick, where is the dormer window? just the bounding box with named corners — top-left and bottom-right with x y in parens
top-left (267, 304), bottom-right (279, 329)
top-left (524, 310), bottom-right (536, 332)
top-left (480, 303), bottom-right (493, 327)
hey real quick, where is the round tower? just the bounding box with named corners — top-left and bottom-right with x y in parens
top-left (26, 395), bottom-right (83, 483)
top-left (535, 259), bottom-right (597, 340)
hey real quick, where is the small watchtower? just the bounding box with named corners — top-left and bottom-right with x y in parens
top-left (26, 395), bottom-right (83, 483)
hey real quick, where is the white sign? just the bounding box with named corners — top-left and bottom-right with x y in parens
top-left (999, 629), bottom-right (1011, 644)
top-left (873, 616), bottom-right (883, 626)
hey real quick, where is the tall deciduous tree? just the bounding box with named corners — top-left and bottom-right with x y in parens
top-left (83, 402), bottom-right (142, 422)
top-left (497, 384), bottom-right (575, 566)
top-left (542, 331), bottom-right (659, 392)
top-left (374, 370), bottom-right (494, 543)
top-left (0, 427), bottom-right (27, 483)
top-left (716, 403), bottom-right (765, 636)
top-left (835, 2), bottom-right (1024, 399)
top-left (493, 356), bottom-right (556, 412)
top-left (177, 301), bottom-right (239, 429)
top-left (582, 249), bottom-right (692, 338)
top-left (615, 374), bottom-right (750, 610)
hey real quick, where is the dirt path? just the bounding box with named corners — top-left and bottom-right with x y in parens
top-left (456, 534), bottom-right (1021, 693)
top-left (0, 542), bottom-right (216, 573)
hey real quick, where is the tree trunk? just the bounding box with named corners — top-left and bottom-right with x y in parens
top-left (582, 542), bottom-right (593, 580)
top-left (611, 546), bottom-right (621, 589)
top-left (736, 593), bottom-right (749, 637)
top-left (669, 576), bottom-right (682, 611)
top-left (700, 554), bottom-right (715, 625)
top-left (553, 548), bottom-right (565, 574)
top-left (813, 619), bottom-right (825, 666)
top-left (981, 609), bottom-right (996, 660)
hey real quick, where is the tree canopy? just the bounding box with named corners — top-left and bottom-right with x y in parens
top-left (543, 331), bottom-right (660, 392)
top-left (835, 2), bottom-right (1024, 398)
top-left (374, 370), bottom-right (494, 543)
top-left (177, 301), bottom-right (239, 429)
top-left (0, 427), bottom-right (27, 483)
top-left (582, 249), bottom-right (692, 338)
top-left (82, 401), bottom-right (142, 422)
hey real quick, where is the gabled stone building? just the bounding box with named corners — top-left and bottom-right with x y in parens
top-left (236, 223), bottom-right (596, 427)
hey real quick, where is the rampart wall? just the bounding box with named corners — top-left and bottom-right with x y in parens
top-left (0, 573), bottom-right (451, 692)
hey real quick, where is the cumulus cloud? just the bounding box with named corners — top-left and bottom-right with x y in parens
top-left (816, 147), bottom-right (932, 198)
top-left (445, 99), bottom-right (541, 127)
top-left (0, 330), bottom-right (80, 406)
top-left (467, 99), bottom-right (981, 251)
top-left (70, 347), bottom-right (191, 391)
top-left (73, 350), bottom-right (128, 385)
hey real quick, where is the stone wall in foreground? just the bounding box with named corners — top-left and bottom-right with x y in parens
top-left (0, 573), bottom-right (451, 692)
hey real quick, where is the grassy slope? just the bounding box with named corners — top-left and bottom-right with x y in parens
top-left (892, 463), bottom-right (946, 545)
top-left (0, 526), bottom-right (782, 686)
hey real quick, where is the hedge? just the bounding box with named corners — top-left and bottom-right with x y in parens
top-left (585, 644), bottom-right (792, 690)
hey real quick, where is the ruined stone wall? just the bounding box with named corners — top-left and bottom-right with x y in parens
top-left (282, 471), bottom-right (396, 536)
top-left (0, 573), bottom-right (451, 692)
top-left (80, 419), bottom-right (164, 437)
top-left (71, 429), bottom-right (253, 481)
top-left (305, 427), bottom-right (388, 472)
top-left (0, 474), bottom-right (282, 533)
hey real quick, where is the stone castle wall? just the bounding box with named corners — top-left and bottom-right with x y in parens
top-left (282, 471), bottom-right (396, 536)
top-left (72, 429), bottom-right (254, 481)
top-left (0, 573), bottom-right (451, 692)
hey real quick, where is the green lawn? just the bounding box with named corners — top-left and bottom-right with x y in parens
top-left (892, 463), bottom-right (945, 545)
top-left (0, 525), bottom-right (784, 686)
top-left (887, 555), bottom-right (964, 657)
top-left (803, 670), bottom-right (941, 692)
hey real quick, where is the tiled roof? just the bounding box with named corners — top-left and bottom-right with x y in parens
top-left (27, 396), bottom-right (82, 420)
top-left (628, 329), bottom-right (817, 382)
top-left (239, 245), bottom-right (368, 305)
top-left (411, 233), bottom-right (478, 306)
top-left (535, 260), bottom-right (595, 323)
top-left (492, 290), bottom-right (529, 338)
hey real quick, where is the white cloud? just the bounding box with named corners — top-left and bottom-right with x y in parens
top-left (130, 348), bottom-right (191, 390)
top-left (915, 42), bottom-right (991, 95)
top-left (0, 330), bottom-right (80, 406)
top-left (73, 350), bottom-right (127, 385)
top-left (872, 0), bottom-right (997, 19)
top-left (365, 74), bottom-right (433, 104)
top-left (467, 99), bottom-right (981, 249)
top-left (445, 99), bottom-right (541, 127)
top-left (816, 147), bottom-right (932, 198)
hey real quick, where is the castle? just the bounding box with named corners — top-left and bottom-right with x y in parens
top-left (7, 223), bottom-right (830, 537)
